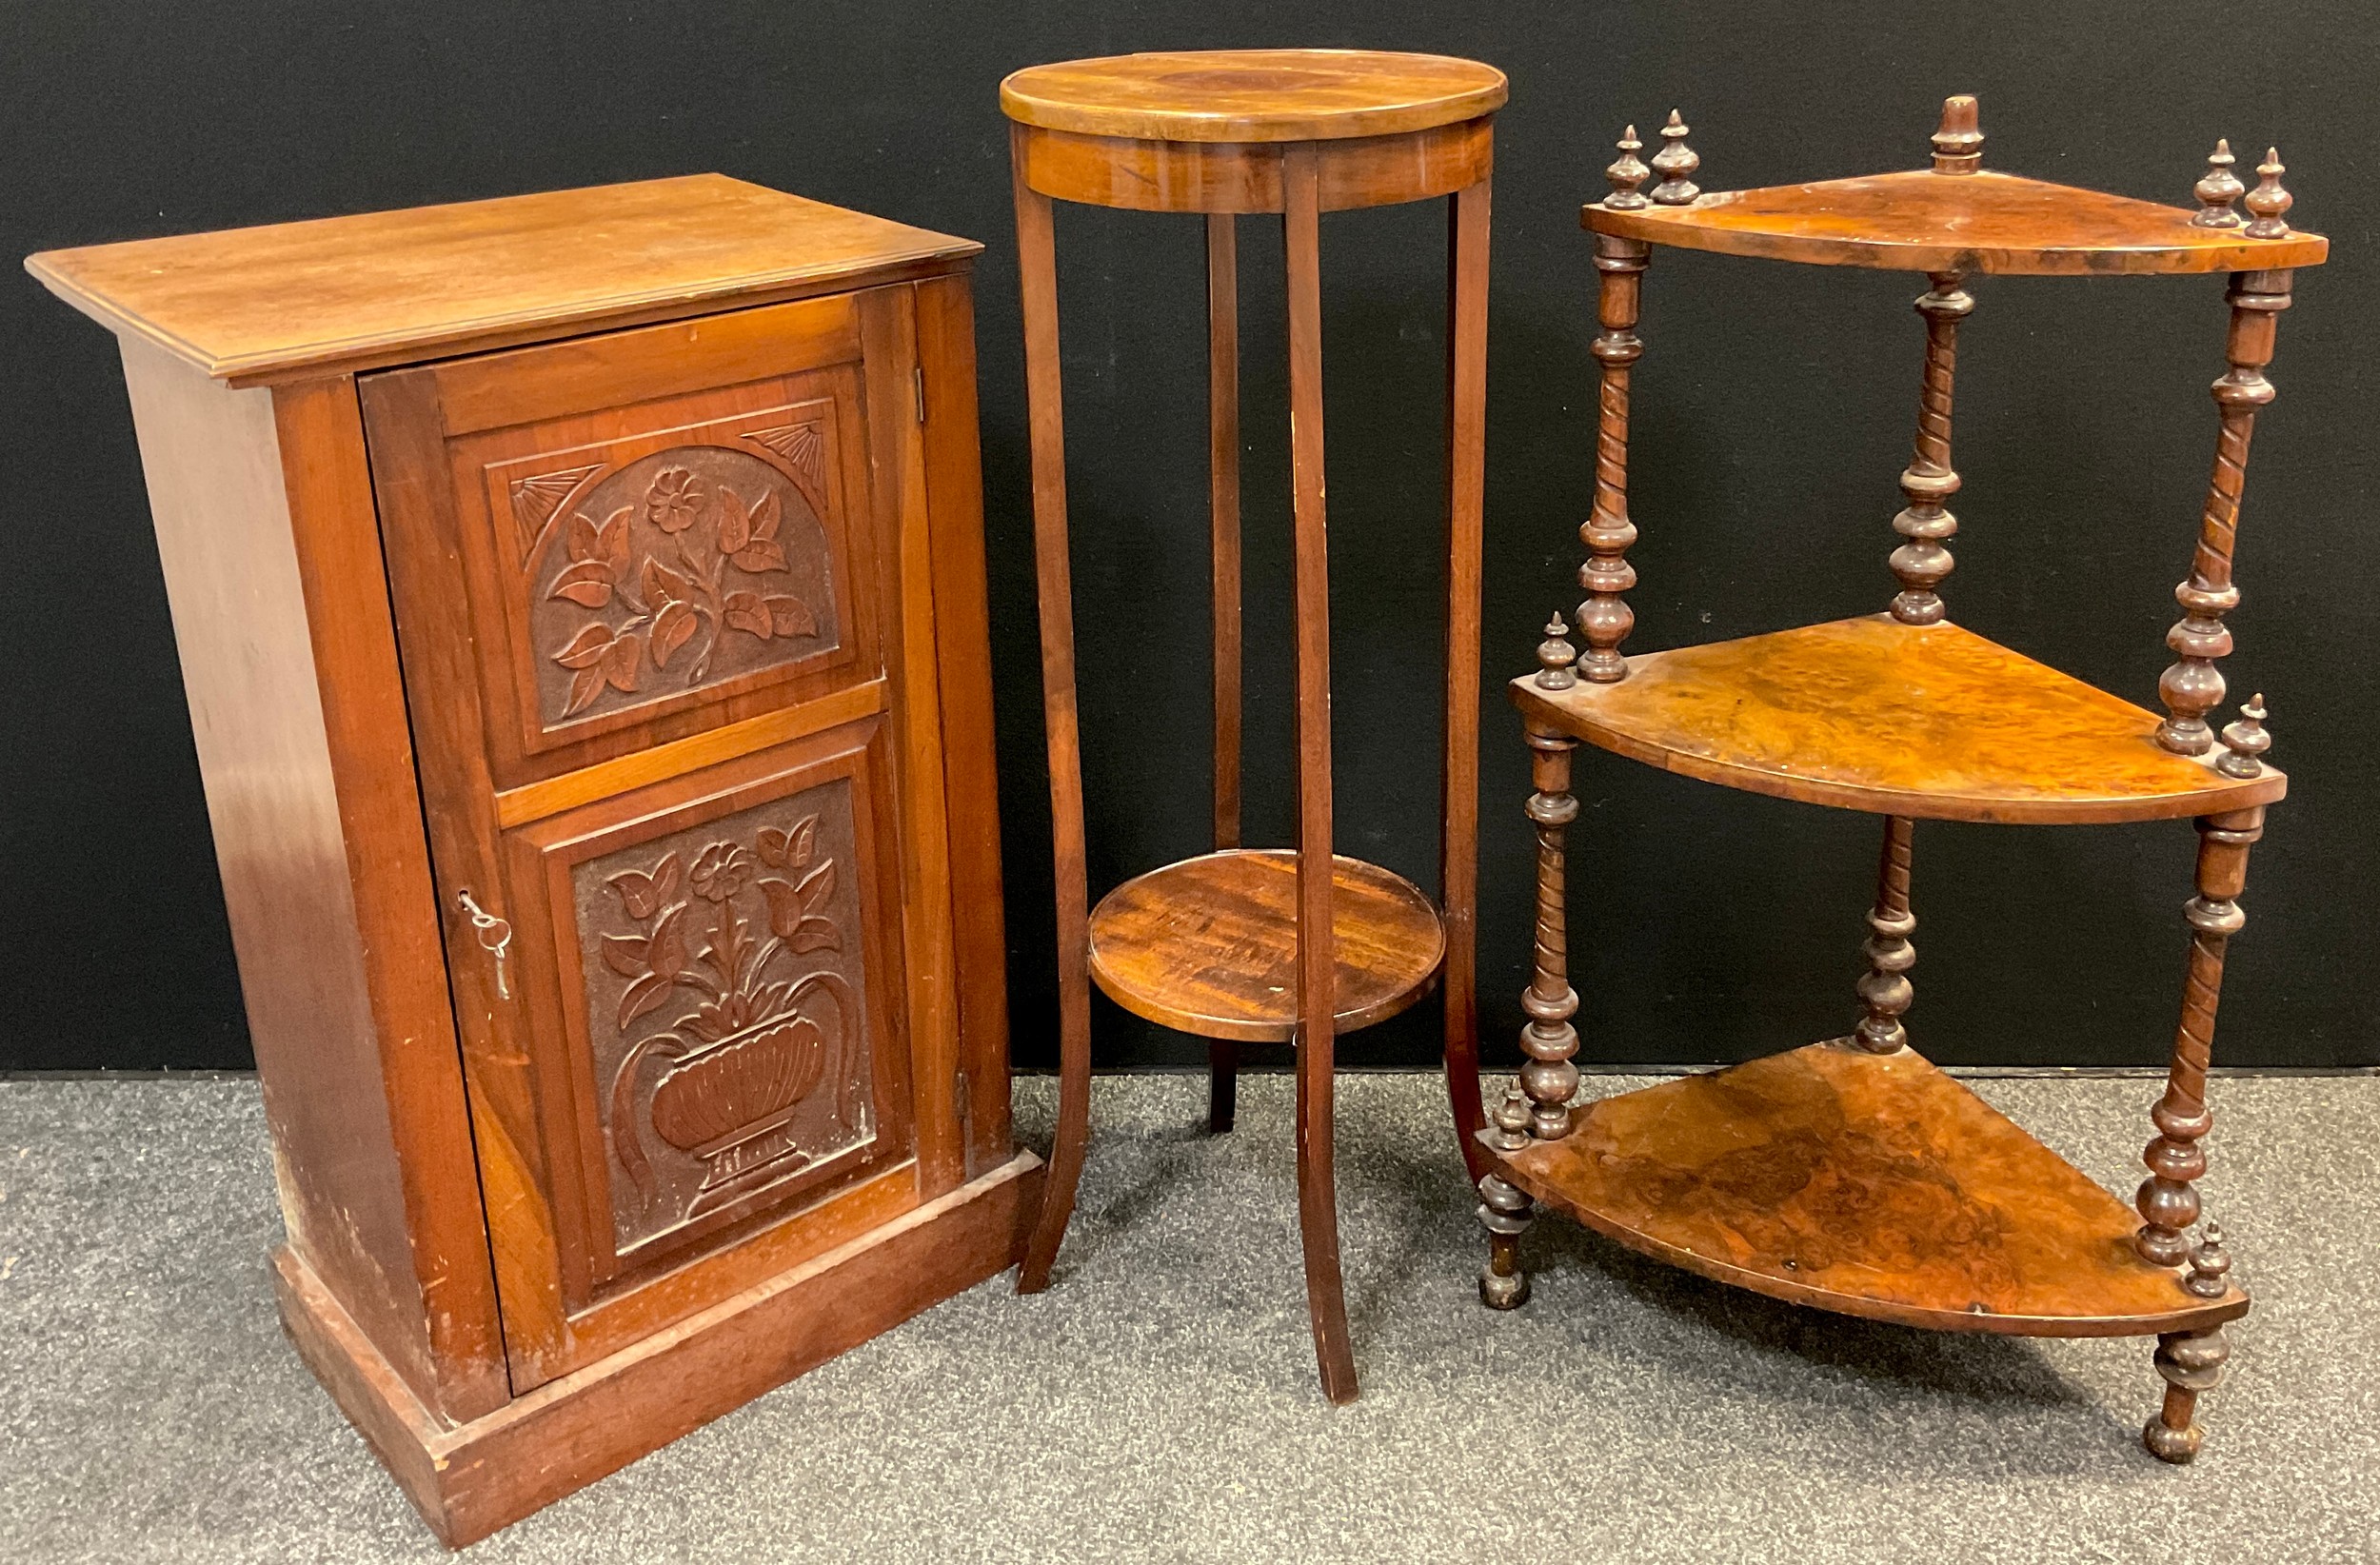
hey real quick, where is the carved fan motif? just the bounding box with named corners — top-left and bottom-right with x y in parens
top-left (530, 445), bottom-right (840, 729)
top-left (507, 463), bottom-right (605, 563)
top-left (578, 783), bottom-right (874, 1251)
top-left (744, 421), bottom-right (827, 493)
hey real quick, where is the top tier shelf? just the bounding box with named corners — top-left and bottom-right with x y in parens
top-left (1587, 169), bottom-right (2328, 275)
top-left (1581, 97), bottom-right (2328, 275)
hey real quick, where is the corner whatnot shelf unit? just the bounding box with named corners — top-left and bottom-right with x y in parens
top-left (1476, 97), bottom-right (2326, 1464)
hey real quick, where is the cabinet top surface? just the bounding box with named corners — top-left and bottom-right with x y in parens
top-left (1000, 50), bottom-right (1507, 143)
top-left (1587, 168), bottom-right (2328, 274)
top-left (26, 174), bottom-right (980, 383)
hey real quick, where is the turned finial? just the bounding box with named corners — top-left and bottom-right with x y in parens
top-left (1931, 94), bottom-right (1984, 174)
top-left (2185, 1222), bottom-right (2233, 1298)
top-left (1536, 612), bottom-right (1579, 690)
top-left (1489, 1086), bottom-right (1533, 1152)
top-left (2192, 139), bottom-right (2245, 228)
top-left (1604, 124), bottom-right (1651, 210)
top-left (2216, 694), bottom-right (2271, 779)
top-left (2245, 147), bottom-right (2293, 237)
top-left (1650, 110), bottom-right (1700, 205)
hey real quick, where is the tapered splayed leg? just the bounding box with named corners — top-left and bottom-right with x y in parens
top-left (1440, 175), bottom-right (1492, 1181)
top-left (1206, 211), bottom-right (1242, 1139)
top-left (1282, 145), bottom-right (1357, 1404)
top-left (1010, 130), bottom-right (1092, 1295)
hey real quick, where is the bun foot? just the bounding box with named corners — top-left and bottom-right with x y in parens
top-left (2143, 1416), bottom-right (2204, 1465)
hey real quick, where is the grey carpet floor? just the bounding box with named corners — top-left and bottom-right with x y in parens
top-left (2, 1071), bottom-right (2375, 1563)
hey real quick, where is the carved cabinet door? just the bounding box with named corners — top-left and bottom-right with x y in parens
top-left (361, 288), bottom-right (967, 1390)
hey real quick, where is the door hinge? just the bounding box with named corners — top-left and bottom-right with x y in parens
top-left (913, 366), bottom-right (927, 425)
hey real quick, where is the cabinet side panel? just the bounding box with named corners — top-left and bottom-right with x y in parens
top-left (913, 272), bottom-right (1013, 1169)
top-left (114, 338), bottom-right (483, 1419)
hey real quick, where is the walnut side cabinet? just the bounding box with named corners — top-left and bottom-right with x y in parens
top-left (29, 175), bottom-right (1037, 1545)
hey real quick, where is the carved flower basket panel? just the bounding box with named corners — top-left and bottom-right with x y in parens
top-left (524, 442), bottom-right (843, 736)
top-left (571, 776), bottom-right (877, 1256)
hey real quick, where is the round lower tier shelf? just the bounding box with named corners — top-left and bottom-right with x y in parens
top-left (1086, 849), bottom-right (1444, 1042)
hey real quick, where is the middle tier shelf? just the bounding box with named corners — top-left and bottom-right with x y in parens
top-left (1511, 614), bottom-right (2286, 822)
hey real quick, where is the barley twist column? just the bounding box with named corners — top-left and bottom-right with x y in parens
top-left (1517, 726), bottom-right (1582, 1138)
top-left (2135, 804), bottom-right (2263, 1265)
top-left (1852, 816), bottom-right (1917, 1053)
top-left (1577, 232), bottom-right (1648, 682)
top-left (2155, 263), bottom-right (2293, 753)
top-left (1888, 272), bottom-right (1973, 624)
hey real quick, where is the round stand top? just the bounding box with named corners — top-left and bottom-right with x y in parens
top-left (1000, 50), bottom-right (1507, 145)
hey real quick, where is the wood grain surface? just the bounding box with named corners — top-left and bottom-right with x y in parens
top-left (1086, 851), bottom-right (1445, 1043)
top-left (27, 175), bottom-right (979, 382)
top-left (1012, 118), bottom-right (1494, 214)
top-left (1511, 614), bottom-right (2287, 822)
top-left (1499, 1042), bottom-right (2250, 1336)
top-left (1587, 169), bottom-right (2328, 274)
top-left (1000, 50), bottom-right (1505, 143)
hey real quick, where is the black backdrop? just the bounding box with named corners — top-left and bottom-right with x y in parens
top-left (5, 3), bottom-right (2373, 1073)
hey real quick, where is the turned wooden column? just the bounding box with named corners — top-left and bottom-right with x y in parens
top-left (1851, 816), bottom-right (1917, 1053)
top-left (1887, 271), bottom-right (1973, 624)
top-left (2147, 1225), bottom-right (2236, 1464)
top-left (2155, 269), bottom-right (2291, 752)
top-left (2135, 793), bottom-right (2265, 1266)
top-left (1575, 124), bottom-right (1659, 682)
top-left (2156, 149), bottom-right (2296, 754)
top-left (1477, 712), bottom-right (1579, 1309)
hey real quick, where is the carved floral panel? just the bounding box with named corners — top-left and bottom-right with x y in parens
top-left (572, 778), bottom-right (875, 1254)
top-left (528, 444), bottom-right (841, 732)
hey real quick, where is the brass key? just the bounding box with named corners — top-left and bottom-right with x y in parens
top-left (455, 889), bottom-right (514, 1000)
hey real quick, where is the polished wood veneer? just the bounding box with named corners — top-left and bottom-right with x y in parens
top-left (1001, 49), bottom-right (1506, 143)
top-left (1502, 1044), bottom-right (2247, 1336)
top-left (32, 178), bottom-right (1024, 1544)
top-left (1088, 851), bottom-right (1444, 1042)
top-left (1004, 49), bottom-right (1499, 1403)
top-left (1480, 96), bottom-right (2330, 1467)
top-left (1511, 615), bottom-right (2286, 823)
top-left (28, 174), bottom-right (976, 384)
top-left (1590, 168), bottom-right (2329, 274)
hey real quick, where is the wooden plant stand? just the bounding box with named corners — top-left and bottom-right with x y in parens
top-left (1002, 49), bottom-right (1505, 1401)
top-left (1477, 97), bottom-right (2328, 1463)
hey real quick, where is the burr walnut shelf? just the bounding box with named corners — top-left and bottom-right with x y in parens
top-left (1088, 850), bottom-right (1444, 1042)
top-left (1499, 1044), bottom-right (2248, 1337)
top-left (1478, 96), bottom-right (2328, 1469)
top-left (1509, 614), bottom-right (2287, 824)
top-left (1591, 168), bottom-right (2329, 274)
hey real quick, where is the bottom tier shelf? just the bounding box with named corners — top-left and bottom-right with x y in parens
top-left (1087, 849), bottom-right (1444, 1043)
top-left (1496, 1041), bottom-right (2246, 1337)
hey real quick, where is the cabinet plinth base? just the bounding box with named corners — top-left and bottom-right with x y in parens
top-left (1495, 1044), bottom-right (2246, 1337)
top-left (273, 1152), bottom-right (1041, 1548)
